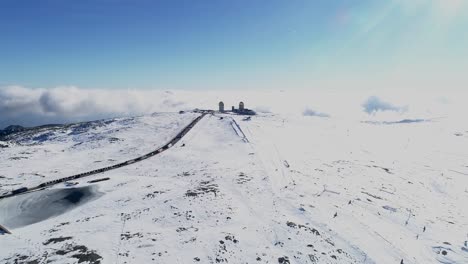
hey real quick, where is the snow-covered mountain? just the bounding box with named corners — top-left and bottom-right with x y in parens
top-left (0, 111), bottom-right (467, 264)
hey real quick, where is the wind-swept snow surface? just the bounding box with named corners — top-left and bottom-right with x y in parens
top-left (0, 112), bottom-right (199, 192)
top-left (1, 112), bottom-right (467, 263)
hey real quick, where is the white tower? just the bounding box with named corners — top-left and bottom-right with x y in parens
top-left (219, 101), bottom-right (224, 112)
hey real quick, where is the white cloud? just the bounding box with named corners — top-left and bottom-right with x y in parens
top-left (302, 108), bottom-right (329, 118)
top-left (0, 86), bottom-right (465, 129)
top-left (362, 96), bottom-right (404, 115)
top-left (0, 86), bottom-right (190, 128)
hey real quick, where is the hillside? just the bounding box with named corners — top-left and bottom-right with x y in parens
top-left (0, 112), bottom-right (467, 264)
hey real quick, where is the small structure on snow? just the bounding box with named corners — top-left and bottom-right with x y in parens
top-left (231, 101), bottom-right (255, 115)
top-left (219, 101), bottom-right (225, 112)
top-left (216, 101), bottom-right (255, 115)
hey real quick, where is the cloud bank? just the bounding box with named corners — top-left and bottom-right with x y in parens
top-left (0, 86), bottom-right (191, 129)
top-left (0, 86), bottom-right (465, 129)
top-left (362, 96), bottom-right (404, 114)
top-left (302, 108), bottom-right (330, 118)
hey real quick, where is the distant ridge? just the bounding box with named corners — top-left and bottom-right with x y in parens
top-left (0, 124), bottom-right (62, 140)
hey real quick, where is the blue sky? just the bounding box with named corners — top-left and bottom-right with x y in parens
top-left (1, 0), bottom-right (467, 90)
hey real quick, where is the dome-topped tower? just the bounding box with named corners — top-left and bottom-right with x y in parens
top-left (239, 101), bottom-right (244, 111)
top-left (218, 101), bottom-right (224, 112)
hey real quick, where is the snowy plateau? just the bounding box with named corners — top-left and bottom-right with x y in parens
top-left (0, 108), bottom-right (467, 264)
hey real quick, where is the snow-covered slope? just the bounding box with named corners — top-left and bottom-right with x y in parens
top-left (0, 112), bottom-right (199, 192)
top-left (0, 112), bottom-right (467, 264)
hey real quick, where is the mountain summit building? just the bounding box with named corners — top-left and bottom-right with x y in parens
top-left (218, 101), bottom-right (256, 115)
